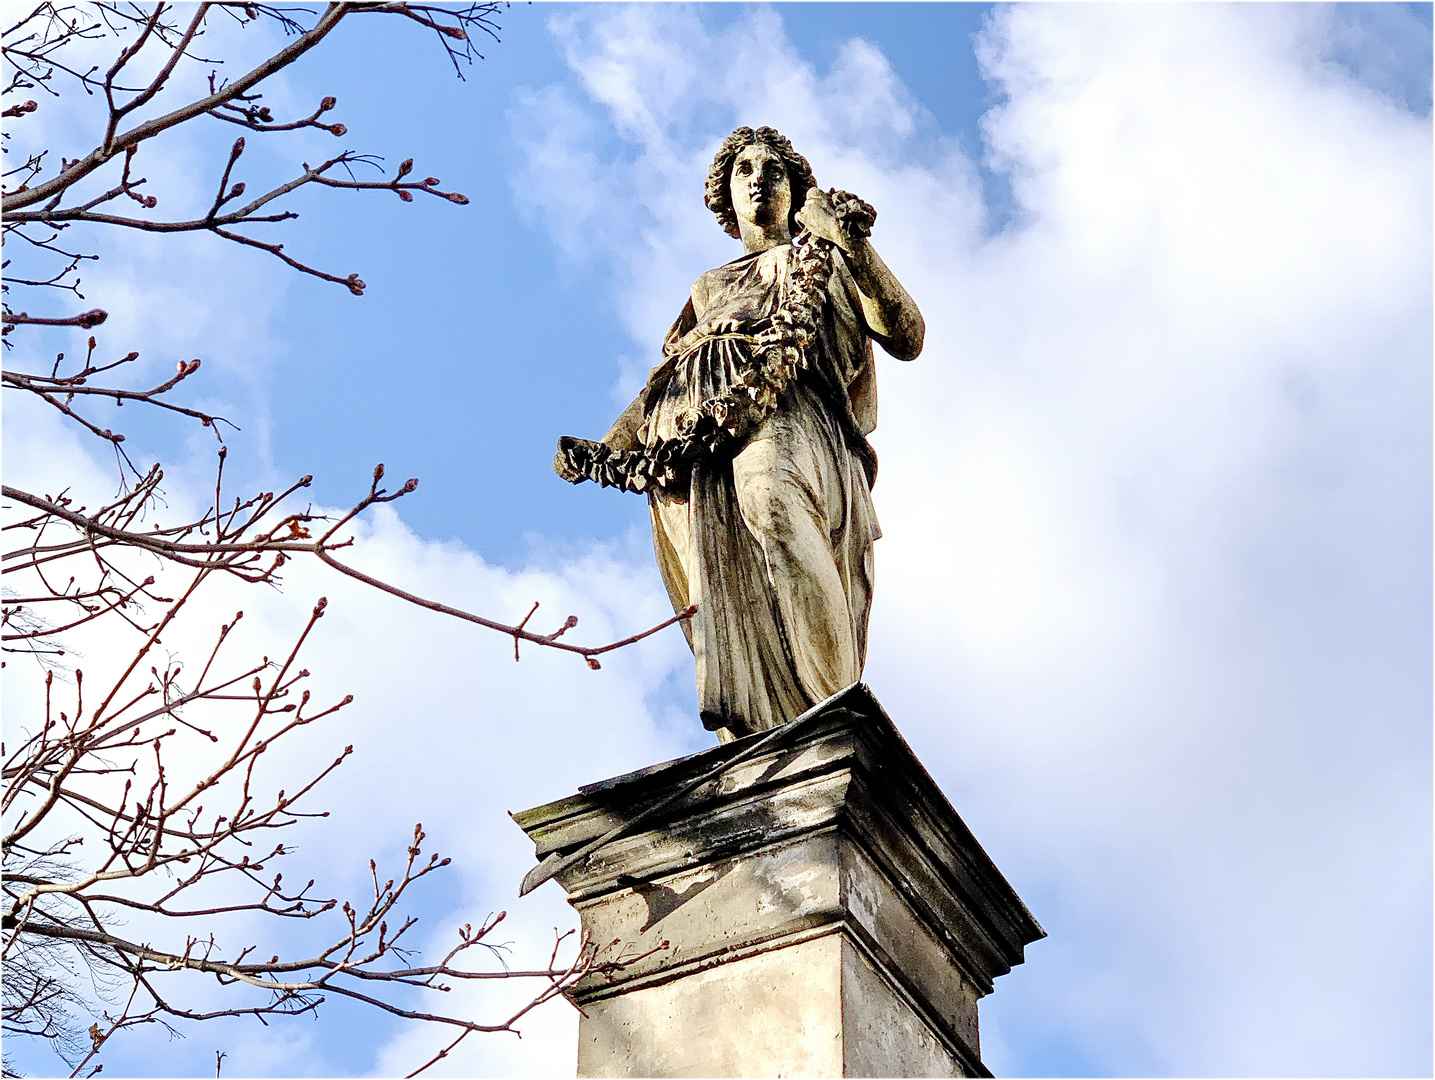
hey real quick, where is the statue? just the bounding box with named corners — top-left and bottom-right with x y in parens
top-left (555, 126), bottom-right (924, 742)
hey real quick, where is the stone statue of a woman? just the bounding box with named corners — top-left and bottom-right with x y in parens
top-left (555, 126), bottom-right (924, 742)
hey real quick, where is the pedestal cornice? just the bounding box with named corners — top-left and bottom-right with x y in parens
top-left (512, 684), bottom-right (1044, 1078)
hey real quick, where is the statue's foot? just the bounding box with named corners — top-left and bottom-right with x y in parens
top-left (703, 709), bottom-right (752, 744)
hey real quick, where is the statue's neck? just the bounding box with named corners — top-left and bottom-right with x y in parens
top-left (738, 219), bottom-right (792, 254)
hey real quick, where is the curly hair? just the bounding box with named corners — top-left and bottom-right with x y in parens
top-left (704, 126), bottom-right (814, 239)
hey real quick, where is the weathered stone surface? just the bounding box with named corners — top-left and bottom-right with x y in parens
top-left (578, 934), bottom-right (846, 1078)
top-left (554, 126), bottom-right (926, 740)
top-left (512, 685), bottom-right (1043, 1078)
top-left (841, 937), bottom-right (965, 1079)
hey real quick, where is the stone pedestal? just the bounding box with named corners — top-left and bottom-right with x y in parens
top-left (512, 685), bottom-right (1043, 1078)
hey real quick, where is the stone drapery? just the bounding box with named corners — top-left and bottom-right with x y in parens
top-left (640, 242), bottom-right (882, 737)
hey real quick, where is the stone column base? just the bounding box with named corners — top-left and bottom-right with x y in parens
top-left (512, 685), bottom-right (1044, 1078)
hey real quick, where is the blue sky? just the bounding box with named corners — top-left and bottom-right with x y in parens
top-left (3, 4), bottom-right (1432, 1077)
top-left (227, 3), bottom-right (1009, 564)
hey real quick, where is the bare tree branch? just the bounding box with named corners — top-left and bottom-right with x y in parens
top-left (3, 2), bottom-right (497, 305)
top-left (2, 5), bottom-right (681, 1072)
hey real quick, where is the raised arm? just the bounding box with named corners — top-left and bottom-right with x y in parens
top-left (795, 188), bottom-right (924, 360)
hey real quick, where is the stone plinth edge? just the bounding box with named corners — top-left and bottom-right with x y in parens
top-left (512, 684), bottom-right (1044, 1078)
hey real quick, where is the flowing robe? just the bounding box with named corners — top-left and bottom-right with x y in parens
top-left (636, 243), bottom-right (883, 737)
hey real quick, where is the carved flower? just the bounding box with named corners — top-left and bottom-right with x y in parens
top-left (674, 405), bottom-right (703, 437)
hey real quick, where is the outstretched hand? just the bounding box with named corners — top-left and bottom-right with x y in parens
top-left (554, 436), bottom-right (596, 484)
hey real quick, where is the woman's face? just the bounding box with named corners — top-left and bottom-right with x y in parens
top-left (729, 143), bottom-right (791, 231)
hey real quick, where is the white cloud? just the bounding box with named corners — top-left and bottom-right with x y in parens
top-left (3, 386), bottom-right (693, 1078)
top-left (6, 3), bottom-right (1426, 1076)
top-left (507, 4), bottom-right (1430, 1076)
top-left (2, 13), bottom-right (696, 1073)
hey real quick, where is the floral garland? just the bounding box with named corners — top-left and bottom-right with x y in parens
top-left (561, 190), bottom-right (876, 495)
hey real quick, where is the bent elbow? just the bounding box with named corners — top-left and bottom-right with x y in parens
top-left (889, 311), bottom-right (925, 361)
top-left (892, 336), bottom-right (923, 361)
